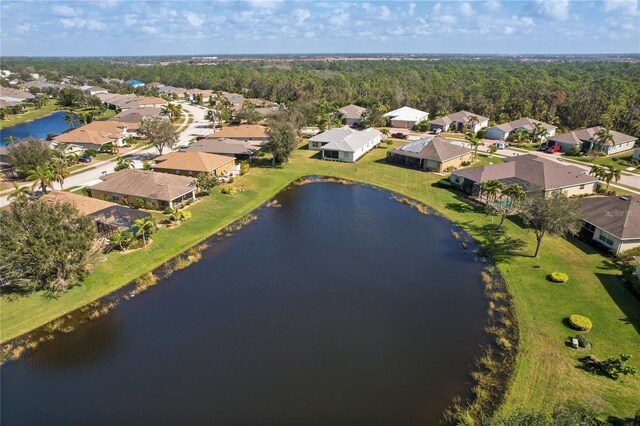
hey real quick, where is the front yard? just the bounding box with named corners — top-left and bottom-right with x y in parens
top-left (1, 142), bottom-right (638, 419)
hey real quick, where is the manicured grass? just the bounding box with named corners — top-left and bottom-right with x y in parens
top-left (0, 100), bottom-right (58, 129)
top-left (1, 142), bottom-right (638, 418)
top-left (564, 152), bottom-right (639, 173)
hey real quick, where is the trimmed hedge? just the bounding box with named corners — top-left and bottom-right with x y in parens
top-left (549, 272), bottom-right (569, 283)
top-left (569, 315), bottom-right (593, 331)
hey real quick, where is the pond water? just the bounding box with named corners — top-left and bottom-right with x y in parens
top-left (0, 182), bottom-right (490, 425)
top-left (0, 111), bottom-right (74, 146)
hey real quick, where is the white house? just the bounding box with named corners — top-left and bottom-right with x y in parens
top-left (547, 127), bottom-right (638, 155)
top-left (429, 110), bottom-right (489, 133)
top-left (485, 117), bottom-right (557, 140)
top-left (312, 127), bottom-right (383, 162)
top-left (80, 85), bottom-right (108, 96)
top-left (383, 106), bottom-right (429, 129)
top-left (337, 104), bottom-right (367, 126)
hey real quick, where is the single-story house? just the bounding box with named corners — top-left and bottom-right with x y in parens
top-left (387, 136), bottom-right (474, 172)
top-left (308, 127), bottom-right (354, 150)
top-left (429, 111), bottom-right (489, 133)
top-left (80, 86), bottom-right (108, 96)
top-left (579, 195), bottom-right (640, 254)
top-left (188, 89), bottom-right (214, 102)
top-left (221, 92), bottom-right (245, 105)
top-left (158, 86), bottom-right (189, 98)
top-left (113, 107), bottom-right (167, 123)
top-left (383, 106), bottom-right (429, 129)
top-left (633, 147), bottom-right (640, 161)
top-left (211, 125), bottom-right (270, 146)
top-left (53, 120), bottom-right (133, 150)
top-left (90, 169), bottom-right (196, 210)
top-left (547, 127), bottom-right (638, 155)
top-left (0, 87), bottom-right (37, 104)
top-left (312, 127), bottom-right (382, 162)
top-left (39, 191), bottom-right (150, 238)
top-left (120, 96), bottom-right (168, 110)
top-left (337, 104), bottom-right (367, 126)
top-left (485, 117), bottom-right (557, 140)
top-left (96, 93), bottom-right (139, 109)
top-left (450, 154), bottom-right (598, 197)
top-left (153, 151), bottom-right (235, 177)
top-left (186, 137), bottom-right (261, 162)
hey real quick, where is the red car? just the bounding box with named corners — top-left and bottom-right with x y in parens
top-left (545, 145), bottom-right (561, 154)
top-left (391, 132), bottom-right (408, 139)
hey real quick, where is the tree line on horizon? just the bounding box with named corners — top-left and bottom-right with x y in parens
top-left (3, 59), bottom-right (640, 137)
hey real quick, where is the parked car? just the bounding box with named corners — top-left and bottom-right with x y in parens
top-left (493, 142), bottom-right (509, 150)
top-left (79, 155), bottom-right (92, 163)
top-left (391, 132), bottom-right (408, 139)
top-left (433, 128), bottom-right (442, 134)
top-left (545, 145), bottom-right (561, 154)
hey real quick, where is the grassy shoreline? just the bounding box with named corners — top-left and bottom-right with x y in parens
top-left (0, 99), bottom-right (58, 129)
top-left (1, 143), bottom-right (639, 418)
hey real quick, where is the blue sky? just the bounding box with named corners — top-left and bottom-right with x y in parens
top-left (1, 0), bottom-right (639, 56)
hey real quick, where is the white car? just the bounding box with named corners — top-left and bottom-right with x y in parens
top-left (433, 128), bottom-right (442, 134)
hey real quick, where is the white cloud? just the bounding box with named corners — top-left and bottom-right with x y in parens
top-left (303, 31), bottom-right (315, 39)
top-left (141, 25), bottom-right (158, 34)
top-left (380, 5), bottom-right (391, 19)
top-left (440, 15), bottom-right (457, 25)
top-left (16, 23), bottom-right (33, 34)
top-left (408, 2), bottom-right (416, 16)
top-left (186, 12), bottom-right (205, 27)
top-left (124, 14), bottom-right (137, 26)
top-left (293, 8), bottom-right (311, 25)
top-left (432, 2), bottom-right (442, 14)
top-left (485, 0), bottom-right (501, 12)
top-left (504, 26), bottom-right (515, 35)
top-left (59, 18), bottom-right (105, 31)
top-left (603, 0), bottom-right (638, 15)
top-left (96, 0), bottom-right (120, 9)
top-left (246, 0), bottom-right (283, 9)
top-left (52, 5), bottom-right (82, 17)
top-left (534, 0), bottom-right (570, 21)
top-left (460, 2), bottom-right (474, 17)
top-left (330, 10), bottom-right (350, 26)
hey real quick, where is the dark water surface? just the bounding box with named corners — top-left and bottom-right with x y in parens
top-left (1, 182), bottom-right (489, 425)
top-left (0, 111), bottom-right (73, 145)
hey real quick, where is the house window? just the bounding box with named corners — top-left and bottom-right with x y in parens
top-left (583, 222), bottom-right (596, 232)
top-left (598, 231), bottom-right (614, 247)
top-left (188, 171), bottom-right (193, 176)
top-left (176, 170), bottom-right (180, 175)
top-left (579, 184), bottom-right (585, 190)
top-left (111, 193), bottom-right (119, 201)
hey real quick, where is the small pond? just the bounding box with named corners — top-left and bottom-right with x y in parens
top-left (0, 181), bottom-right (490, 425)
top-left (1, 111), bottom-right (75, 146)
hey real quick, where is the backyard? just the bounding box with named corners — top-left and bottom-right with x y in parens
top-left (1, 142), bottom-right (638, 419)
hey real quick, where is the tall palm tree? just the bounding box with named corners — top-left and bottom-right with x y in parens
top-left (26, 165), bottom-right (54, 194)
top-left (64, 113), bottom-right (77, 129)
top-left (498, 184), bottom-right (526, 229)
top-left (466, 115), bottom-right (479, 133)
top-left (532, 123), bottom-right (549, 148)
top-left (465, 132), bottom-right (481, 161)
top-left (54, 142), bottom-right (70, 164)
top-left (52, 162), bottom-right (70, 190)
top-left (594, 127), bottom-right (614, 153)
top-left (133, 217), bottom-right (155, 248)
top-left (8, 182), bottom-right (31, 202)
top-left (481, 179), bottom-right (504, 203)
top-left (600, 165), bottom-right (621, 192)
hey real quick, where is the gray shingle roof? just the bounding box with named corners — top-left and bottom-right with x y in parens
top-left (311, 127), bottom-right (382, 152)
top-left (390, 136), bottom-right (472, 162)
top-left (91, 169), bottom-right (195, 202)
top-left (430, 110), bottom-right (489, 127)
top-left (187, 138), bottom-right (260, 156)
top-left (580, 195), bottom-right (640, 240)
top-left (492, 117), bottom-right (557, 133)
top-left (338, 104), bottom-right (367, 119)
top-left (549, 127), bottom-right (637, 146)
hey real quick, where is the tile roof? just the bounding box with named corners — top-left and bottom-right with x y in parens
top-left (114, 107), bottom-right (166, 122)
top-left (91, 169), bottom-right (196, 202)
top-left (430, 110), bottom-right (489, 127)
top-left (153, 151), bottom-right (235, 173)
top-left (0, 87), bottom-right (36, 102)
top-left (453, 154), bottom-right (598, 190)
top-left (186, 138), bottom-right (261, 156)
top-left (550, 126), bottom-right (637, 146)
top-left (580, 195), bottom-right (640, 240)
top-left (53, 120), bottom-right (130, 146)
top-left (212, 125), bottom-right (269, 139)
top-left (390, 136), bottom-right (473, 162)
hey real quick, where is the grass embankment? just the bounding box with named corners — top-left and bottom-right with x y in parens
top-left (1, 143), bottom-right (638, 418)
top-left (0, 100), bottom-right (58, 129)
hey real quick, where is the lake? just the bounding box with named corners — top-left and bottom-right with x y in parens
top-left (0, 111), bottom-right (74, 146)
top-left (0, 181), bottom-right (490, 425)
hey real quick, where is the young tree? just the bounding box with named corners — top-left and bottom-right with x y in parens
top-left (114, 157), bottom-right (133, 172)
top-left (7, 138), bottom-right (54, 177)
top-left (267, 111), bottom-right (298, 165)
top-left (489, 183), bottom-right (526, 230)
top-left (7, 182), bottom-right (31, 202)
top-left (466, 132), bottom-right (482, 161)
top-left (51, 161), bottom-right (70, 190)
top-left (520, 190), bottom-right (581, 258)
top-left (138, 118), bottom-right (179, 154)
top-left (0, 199), bottom-right (96, 293)
top-left (600, 165), bottom-right (621, 192)
top-left (133, 217), bottom-right (156, 248)
top-left (195, 172), bottom-right (219, 194)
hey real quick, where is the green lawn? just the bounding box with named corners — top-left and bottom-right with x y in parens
top-left (564, 152), bottom-right (639, 173)
top-left (1, 143), bottom-right (638, 418)
top-left (0, 100), bottom-right (58, 129)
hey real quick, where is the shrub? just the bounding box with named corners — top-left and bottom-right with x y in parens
top-left (566, 146), bottom-right (581, 156)
top-left (461, 160), bottom-right (471, 166)
top-left (221, 185), bottom-right (237, 195)
top-left (549, 272), bottom-right (569, 283)
top-left (413, 119), bottom-right (430, 132)
top-left (568, 314), bottom-right (592, 331)
top-left (239, 160), bottom-right (250, 175)
top-left (574, 335), bottom-right (591, 349)
top-left (476, 129), bottom-right (486, 139)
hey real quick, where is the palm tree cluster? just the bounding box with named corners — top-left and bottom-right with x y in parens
top-left (161, 103), bottom-right (182, 122)
top-left (480, 180), bottom-right (527, 229)
top-left (589, 164), bottom-right (621, 192)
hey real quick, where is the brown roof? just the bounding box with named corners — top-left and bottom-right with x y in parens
top-left (0, 87), bottom-right (36, 101)
top-left (549, 127), bottom-right (637, 147)
top-left (212, 125), bottom-right (269, 139)
top-left (493, 117), bottom-right (557, 133)
top-left (53, 120), bottom-right (129, 146)
top-left (430, 110), bottom-right (489, 127)
top-left (453, 154), bottom-right (598, 190)
top-left (186, 138), bottom-right (261, 156)
top-left (390, 136), bottom-right (472, 162)
top-left (153, 151), bottom-right (234, 173)
top-left (338, 104), bottom-right (367, 119)
top-left (39, 191), bottom-right (149, 228)
top-left (114, 107), bottom-right (166, 122)
top-left (580, 195), bottom-right (640, 240)
top-left (90, 169), bottom-right (195, 201)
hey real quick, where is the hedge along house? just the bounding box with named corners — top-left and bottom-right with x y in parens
top-left (450, 154), bottom-right (598, 197)
top-left (89, 169), bottom-right (196, 210)
top-left (337, 104), bottom-right (367, 126)
top-left (579, 195), bottom-right (640, 255)
top-left (547, 127), bottom-right (638, 155)
top-left (386, 136), bottom-right (474, 173)
top-left (485, 117), bottom-right (557, 140)
top-left (383, 106), bottom-right (429, 129)
top-left (153, 151), bottom-right (236, 178)
top-left (428, 111), bottom-right (489, 133)
top-left (39, 191), bottom-right (150, 238)
top-left (312, 127), bottom-right (383, 162)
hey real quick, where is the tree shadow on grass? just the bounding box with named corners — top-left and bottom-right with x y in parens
top-left (457, 220), bottom-right (528, 263)
top-left (594, 272), bottom-right (640, 335)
